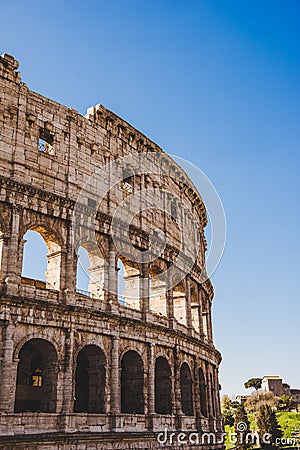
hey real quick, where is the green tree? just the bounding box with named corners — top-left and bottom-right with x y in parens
top-left (234, 403), bottom-right (252, 450)
top-left (256, 404), bottom-right (282, 449)
top-left (245, 392), bottom-right (280, 415)
top-left (221, 395), bottom-right (235, 426)
top-left (279, 395), bottom-right (293, 411)
top-left (244, 378), bottom-right (262, 394)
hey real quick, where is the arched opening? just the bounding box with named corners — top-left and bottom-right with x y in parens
top-left (76, 243), bottom-right (105, 299)
top-left (155, 356), bottom-right (172, 414)
top-left (118, 257), bottom-right (140, 310)
top-left (149, 264), bottom-right (167, 316)
top-left (199, 368), bottom-right (208, 417)
top-left (121, 350), bottom-right (144, 414)
top-left (14, 338), bottom-right (57, 412)
top-left (22, 227), bottom-right (61, 290)
top-left (74, 345), bottom-right (106, 413)
top-left (180, 362), bottom-right (193, 416)
top-left (117, 258), bottom-right (125, 305)
top-left (173, 280), bottom-right (187, 325)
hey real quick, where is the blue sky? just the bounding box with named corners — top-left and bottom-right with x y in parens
top-left (1, 0), bottom-right (299, 397)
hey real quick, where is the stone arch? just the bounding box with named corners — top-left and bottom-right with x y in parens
top-left (119, 344), bottom-right (147, 369)
top-left (21, 224), bottom-right (62, 290)
top-left (21, 220), bottom-right (64, 248)
top-left (76, 239), bottom-right (106, 299)
top-left (155, 356), bottom-right (172, 414)
top-left (198, 366), bottom-right (208, 417)
top-left (121, 350), bottom-right (144, 414)
top-left (13, 332), bottom-right (62, 362)
top-left (14, 338), bottom-right (58, 413)
top-left (180, 362), bottom-right (194, 416)
top-left (73, 337), bottom-right (109, 365)
top-left (74, 344), bottom-right (106, 413)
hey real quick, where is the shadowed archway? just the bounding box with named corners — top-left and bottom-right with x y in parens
top-left (121, 350), bottom-right (144, 414)
top-left (14, 338), bottom-right (58, 413)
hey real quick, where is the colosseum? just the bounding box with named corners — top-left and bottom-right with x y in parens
top-left (0, 53), bottom-right (223, 449)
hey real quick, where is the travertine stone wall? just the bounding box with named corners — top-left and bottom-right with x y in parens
top-left (0, 53), bottom-right (223, 450)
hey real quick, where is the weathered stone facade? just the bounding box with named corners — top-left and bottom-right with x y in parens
top-left (0, 53), bottom-right (223, 449)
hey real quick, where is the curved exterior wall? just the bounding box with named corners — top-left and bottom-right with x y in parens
top-left (0, 53), bottom-right (223, 449)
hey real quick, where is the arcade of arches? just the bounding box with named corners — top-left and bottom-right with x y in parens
top-left (12, 338), bottom-right (218, 420)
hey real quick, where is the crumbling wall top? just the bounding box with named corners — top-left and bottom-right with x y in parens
top-left (0, 53), bottom-right (21, 84)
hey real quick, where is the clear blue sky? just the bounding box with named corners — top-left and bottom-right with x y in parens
top-left (1, 0), bottom-right (299, 397)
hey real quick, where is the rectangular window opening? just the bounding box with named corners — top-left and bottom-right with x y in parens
top-left (39, 130), bottom-right (54, 155)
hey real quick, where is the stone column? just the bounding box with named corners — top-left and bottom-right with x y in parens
top-left (193, 357), bottom-right (201, 431)
top-left (205, 364), bottom-right (213, 418)
top-left (110, 336), bottom-right (120, 422)
top-left (185, 277), bottom-right (193, 332)
top-left (0, 321), bottom-right (16, 412)
top-left (207, 304), bottom-right (213, 344)
top-left (140, 260), bottom-right (150, 320)
top-left (63, 220), bottom-right (76, 305)
top-left (166, 265), bottom-right (176, 328)
top-left (197, 289), bottom-right (205, 340)
top-left (61, 327), bottom-right (74, 414)
top-left (214, 367), bottom-right (223, 432)
top-left (5, 206), bottom-right (22, 295)
top-left (0, 233), bottom-right (9, 285)
top-left (174, 346), bottom-right (182, 430)
top-left (10, 82), bottom-right (27, 181)
top-left (148, 343), bottom-right (155, 429)
top-left (108, 242), bottom-right (119, 312)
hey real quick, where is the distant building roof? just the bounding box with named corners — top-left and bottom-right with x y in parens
top-left (263, 376), bottom-right (282, 380)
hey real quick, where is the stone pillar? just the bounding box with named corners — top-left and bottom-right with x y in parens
top-left (0, 233), bottom-right (9, 285)
top-left (205, 364), bottom-right (213, 418)
top-left (148, 343), bottom-right (155, 427)
top-left (110, 336), bottom-right (120, 418)
top-left (5, 206), bottom-right (22, 295)
top-left (207, 303), bottom-right (213, 344)
top-left (166, 286), bottom-right (176, 328)
top-left (124, 273), bottom-right (140, 310)
top-left (11, 83), bottom-right (27, 182)
top-left (185, 277), bottom-right (193, 333)
top-left (174, 346), bottom-right (182, 430)
top-left (0, 321), bottom-right (16, 412)
top-left (166, 264), bottom-right (175, 328)
top-left (140, 260), bottom-right (150, 320)
top-left (193, 358), bottom-right (201, 431)
top-left (108, 242), bottom-right (118, 312)
top-left (214, 367), bottom-right (223, 432)
top-left (46, 250), bottom-right (61, 290)
top-left (197, 290), bottom-right (205, 340)
top-left (61, 327), bottom-right (74, 414)
top-left (63, 220), bottom-right (76, 305)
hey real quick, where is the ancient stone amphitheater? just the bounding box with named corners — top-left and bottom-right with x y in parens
top-left (0, 53), bottom-right (223, 449)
